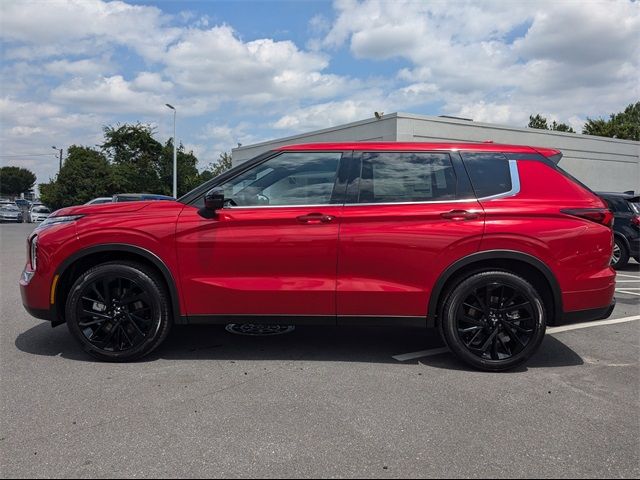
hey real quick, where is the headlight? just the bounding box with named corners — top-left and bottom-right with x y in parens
top-left (30, 235), bottom-right (38, 270)
top-left (40, 214), bottom-right (83, 227)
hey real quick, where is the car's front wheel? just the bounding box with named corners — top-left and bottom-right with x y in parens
top-left (440, 271), bottom-right (546, 371)
top-left (66, 261), bottom-right (172, 362)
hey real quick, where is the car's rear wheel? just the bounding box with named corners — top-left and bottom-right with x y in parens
top-left (611, 237), bottom-right (629, 270)
top-left (66, 261), bottom-right (172, 362)
top-left (440, 271), bottom-right (546, 371)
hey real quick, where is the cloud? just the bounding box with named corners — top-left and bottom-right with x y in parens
top-left (0, 0), bottom-right (180, 61)
top-left (321, 0), bottom-right (640, 127)
top-left (163, 25), bottom-right (353, 104)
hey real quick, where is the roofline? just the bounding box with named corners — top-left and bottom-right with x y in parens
top-left (233, 111), bottom-right (639, 153)
top-left (273, 141), bottom-right (552, 154)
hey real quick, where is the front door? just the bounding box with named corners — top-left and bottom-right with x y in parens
top-left (176, 150), bottom-right (348, 322)
top-left (337, 150), bottom-right (485, 322)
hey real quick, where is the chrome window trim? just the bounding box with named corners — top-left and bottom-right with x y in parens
top-left (476, 159), bottom-right (520, 201)
top-left (221, 159), bottom-right (520, 209)
top-left (344, 198), bottom-right (477, 207)
top-left (224, 203), bottom-right (338, 209)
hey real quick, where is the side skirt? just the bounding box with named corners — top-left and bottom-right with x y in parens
top-left (182, 315), bottom-right (427, 328)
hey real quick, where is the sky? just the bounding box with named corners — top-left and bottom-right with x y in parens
top-left (1, 0), bottom-right (639, 186)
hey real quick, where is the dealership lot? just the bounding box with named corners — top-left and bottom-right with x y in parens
top-left (1, 223), bottom-right (638, 478)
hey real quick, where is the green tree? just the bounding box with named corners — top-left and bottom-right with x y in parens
top-left (528, 114), bottom-right (575, 133)
top-left (583, 102), bottom-right (640, 140)
top-left (0, 166), bottom-right (36, 197)
top-left (158, 139), bottom-right (202, 197)
top-left (101, 123), bottom-right (164, 194)
top-left (200, 152), bottom-right (233, 183)
top-left (528, 114), bottom-right (549, 130)
top-left (39, 146), bottom-right (112, 210)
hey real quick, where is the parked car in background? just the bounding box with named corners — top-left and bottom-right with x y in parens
top-left (85, 197), bottom-right (113, 205)
top-left (14, 199), bottom-right (31, 209)
top-left (0, 203), bottom-right (23, 223)
top-left (597, 191), bottom-right (640, 269)
top-left (20, 142), bottom-right (616, 371)
top-left (28, 205), bottom-right (51, 223)
top-left (112, 193), bottom-right (175, 202)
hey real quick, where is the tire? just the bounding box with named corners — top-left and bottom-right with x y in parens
top-left (440, 271), bottom-right (546, 372)
top-left (66, 261), bottom-right (172, 362)
top-left (611, 237), bottom-right (629, 270)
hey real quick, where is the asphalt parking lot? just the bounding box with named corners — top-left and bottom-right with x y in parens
top-left (1, 222), bottom-right (638, 478)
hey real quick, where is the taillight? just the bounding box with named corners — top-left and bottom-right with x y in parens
top-left (561, 208), bottom-right (614, 227)
top-left (632, 216), bottom-right (640, 226)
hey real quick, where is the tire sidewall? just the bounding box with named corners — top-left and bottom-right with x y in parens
top-left (441, 271), bottom-right (547, 371)
top-left (611, 237), bottom-right (629, 270)
top-left (66, 263), bottom-right (169, 361)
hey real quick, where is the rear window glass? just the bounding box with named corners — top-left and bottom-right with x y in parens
top-left (461, 153), bottom-right (512, 198)
top-left (358, 152), bottom-right (456, 203)
top-left (630, 202), bottom-right (639, 214)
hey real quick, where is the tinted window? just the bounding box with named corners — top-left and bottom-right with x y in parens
top-left (603, 197), bottom-right (632, 213)
top-left (358, 152), bottom-right (456, 203)
top-left (217, 152), bottom-right (342, 207)
top-left (462, 153), bottom-right (512, 198)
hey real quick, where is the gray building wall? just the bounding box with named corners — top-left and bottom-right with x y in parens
top-left (232, 112), bottom-right (640, 192)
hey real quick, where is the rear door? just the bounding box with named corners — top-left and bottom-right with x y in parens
top-left (336, 150), bottom-right (484, 322)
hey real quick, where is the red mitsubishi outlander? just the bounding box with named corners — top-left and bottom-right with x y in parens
top-left (20, 143), bottom-right (616, 371)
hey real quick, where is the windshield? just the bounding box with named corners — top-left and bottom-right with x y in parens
top-left (33, 207), bottom-right (50, 213)
top-left (2, 205), bottom-right (19, 211)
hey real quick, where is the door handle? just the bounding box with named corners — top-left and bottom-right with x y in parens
top-left (441, 210), bottom-right (479, 221)
top-left (296, 213), bottom-right (335, 224)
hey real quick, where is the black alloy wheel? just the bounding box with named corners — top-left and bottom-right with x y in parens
top-left (66, 262), bottom-right (171, 361)
top-left (441, 271), bottom-right (546, 371)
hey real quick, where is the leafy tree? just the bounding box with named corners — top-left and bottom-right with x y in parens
top-left (528, 114), bottom-right (575, 133)
top-left (158, 139), bottom-right (202, 197)
top-left (583, 102), bottom-right (640, 140)
top-left (101, 123), bottom-right (164, 194)
top-left (39, 146), bottom-right (112, 210)
top-left (528, 114), bottom-right (549, 130)
top-left (0, 166), bottom-right (36, 197)
top-left (200, 152), bottom-right (233, 182)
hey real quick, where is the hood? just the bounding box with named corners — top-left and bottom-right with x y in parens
top-left (53, 201), bottom-right (164, 217)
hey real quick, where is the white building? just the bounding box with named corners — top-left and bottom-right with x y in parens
top-left (232, 112), bottom-right (640, 192)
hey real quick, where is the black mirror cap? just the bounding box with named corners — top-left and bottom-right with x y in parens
top-left (198, 189), bottom-right (225, 218)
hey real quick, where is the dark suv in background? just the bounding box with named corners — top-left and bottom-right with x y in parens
top-left (598, 191), bottom-right (640, 269)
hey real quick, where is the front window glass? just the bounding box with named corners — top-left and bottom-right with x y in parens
top-left (217, 152), bottom-right (342, 207)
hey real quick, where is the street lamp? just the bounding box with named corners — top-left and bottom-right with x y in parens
top-left (52, 146), bottom-right (63, 173)
top-left (165, 103), bottom-right (177, 198)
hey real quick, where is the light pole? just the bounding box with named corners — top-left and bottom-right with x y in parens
top-left (52, 146), bottom-right (63, 173)
top-left (165, 104), bottom-right (177, 198)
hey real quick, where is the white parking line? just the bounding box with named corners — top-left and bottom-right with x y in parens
top-left (616, 280), bottom-right (640, 283)
top-left (616, 273), bottom-right (640, 278)
top-left (392, 347), bottom-right (449, 362)
top-left (392, 315), bottom-right (640, 362)
top-left (616, 290), bottom-right (640, 297)
top-left (547, 315), bottom-right (640, 333)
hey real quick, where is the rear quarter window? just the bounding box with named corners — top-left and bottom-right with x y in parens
top-left (461, 152), bottom-right (512, 198)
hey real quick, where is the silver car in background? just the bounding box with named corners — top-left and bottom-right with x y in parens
top-left (28, 205), bottom-right (51, 223)
top-left (0, 204), bottom-right (23, 223)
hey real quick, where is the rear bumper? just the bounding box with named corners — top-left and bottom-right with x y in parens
top-left (559, 298), bottom-right (616, 325)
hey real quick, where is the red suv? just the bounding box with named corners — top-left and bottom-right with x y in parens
top-left (20, 143), bottom-right (616, 371)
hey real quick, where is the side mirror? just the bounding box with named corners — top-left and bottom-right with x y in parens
top-left (198, 188), bottom-right (225, 219)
